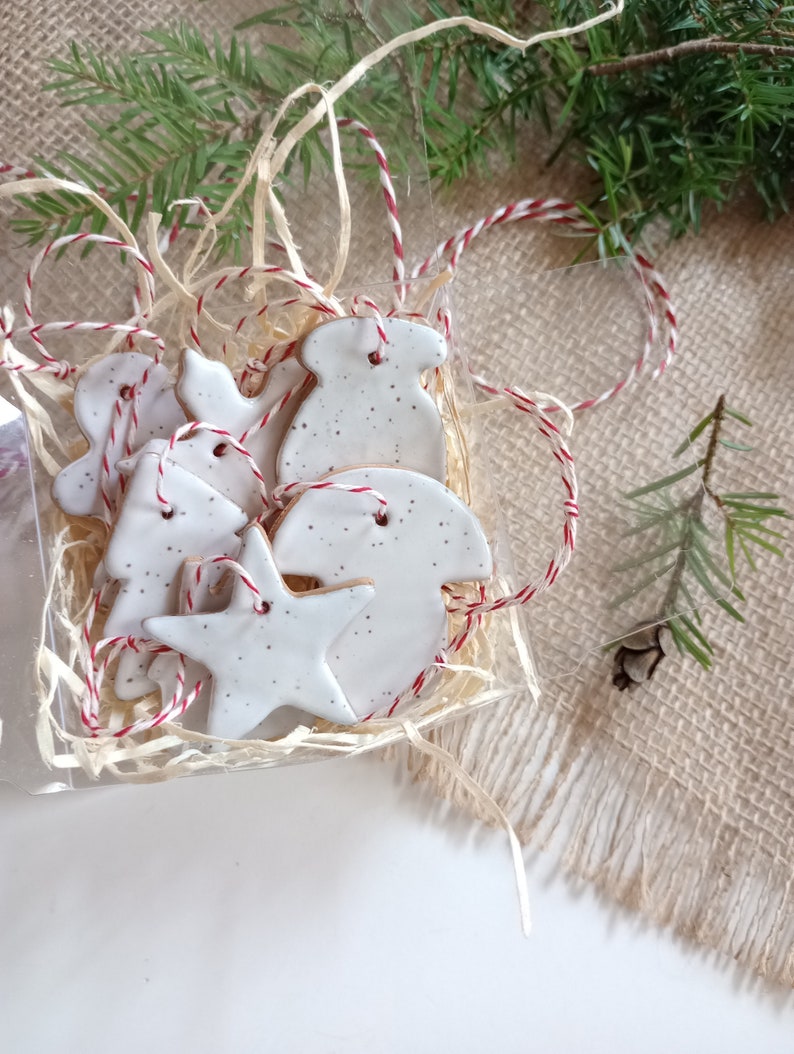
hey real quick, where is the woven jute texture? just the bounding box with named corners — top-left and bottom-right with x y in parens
top-left (2, 1), bottom-right (792, 985)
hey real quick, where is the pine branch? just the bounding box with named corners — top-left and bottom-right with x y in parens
top-left (15, 1), bottom-right (794, 256)
top-left (13, 8), bottom-right (422, 255)
top-left (611, 395), bottom-right (788, 688)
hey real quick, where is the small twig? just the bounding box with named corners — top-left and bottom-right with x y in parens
top-left (660, 494), bottom-right (699, 617)
top-left (589, 36), bottom-right (794, 76)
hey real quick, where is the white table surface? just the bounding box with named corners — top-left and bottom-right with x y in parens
top-left (1, 752), bottom-right (793, 1053)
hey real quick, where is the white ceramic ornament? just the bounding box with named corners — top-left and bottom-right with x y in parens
top-left (176, 347), bottom-right (307, 506)
top-left (104, 441), bottom-right (248, 700)
top-left (147, 556), bottom-right (315, 738)
top-left (144, 524), bottom-right (375, 739)
top-left (53, 352), bottom-right (185, 518)
top-left (118, 433), bottom-right (267, 525)
top-left (277, 316), bottom-right (448, 484)
top-left (271, 466), bottom-right (492, 716)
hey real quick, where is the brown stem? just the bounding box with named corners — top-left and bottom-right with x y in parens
top-left (588, 36), bottom-right (794, 76)
top-left (660, 394), bottom-right (727, 615)
top-left (660, 499), bottom-right (699, 617)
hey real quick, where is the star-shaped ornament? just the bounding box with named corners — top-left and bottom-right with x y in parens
top-left (143, 525), bottom-right (375, 739)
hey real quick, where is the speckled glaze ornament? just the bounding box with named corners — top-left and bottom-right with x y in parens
top-left (104, 441), bottom-right (248, 700)
top-left (52, 352), bottom-right (185, 518)
top-left (144, 524), bottom-right (375, 739)
top-left (147, 555), bottom-right (315, 739)
top-left (176, 347), bottom-right (307, 503)
top-left (271, 466), bottom-right (492, 716)
top-left (277, 316), bottom-right (447, 484)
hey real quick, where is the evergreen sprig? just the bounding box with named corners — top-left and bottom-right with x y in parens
top-left (610, 395), bottom-right (787, 683)
top-left (418, 0), bottom-right (794, 246)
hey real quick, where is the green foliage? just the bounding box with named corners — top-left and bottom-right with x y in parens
top-left (14, 0), bottom-right (794, 255)
top-left (612, 396), bottom-right (787, 672)
top-left (419, 0), bottom-right (794, 245)
top-left (15, 7), bottom-right (419, 257)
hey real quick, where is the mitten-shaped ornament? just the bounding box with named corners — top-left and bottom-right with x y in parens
top-left (271, 466), bottom-right (492, 716)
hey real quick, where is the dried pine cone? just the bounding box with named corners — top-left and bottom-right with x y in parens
top-left (612, 620), bottom-right (672, 691)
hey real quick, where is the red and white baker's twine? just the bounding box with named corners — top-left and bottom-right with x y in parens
top-left (155, 421), bottom-right (269, 515)
top-left (239, 373), bottom-right (314, 444)
top-left (222, 296), bottom-right (300, 362)
top-left (369, 389), bottom-right (578, 719)
top-left (2, 320), bottom-right (166, 382)
top-left (337, 118), bottom-right (405, 306)
top-left (97, 370), bottom-right (164, 524)
top-left (447, 387), bottom-right (577, 629)
top-left (3, 229), bottom-right (165, 381)
top-left (188, 265), bottom-right (341, 352)
top-left (412, 197), bottom-right (679, 412)
top-left (24, 232), bottom-right (156, 333)
top-left (81, 635), bottom-right (202, 738)
top-left (351, 294), bottom-right (388, 362)
top-left (271, 480), bottom-right (389, 513)
top-left (191, 555), bottom-right (269, 612)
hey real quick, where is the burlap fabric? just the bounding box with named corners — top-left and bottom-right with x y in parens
top-left (2, 1), bottom-right (792, 985)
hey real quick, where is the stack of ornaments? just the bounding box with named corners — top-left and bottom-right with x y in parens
top-left (54, 315), bottom-right (493, 741)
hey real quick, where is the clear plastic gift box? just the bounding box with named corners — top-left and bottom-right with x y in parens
top-left (0, 25), bottom-right (543, 793)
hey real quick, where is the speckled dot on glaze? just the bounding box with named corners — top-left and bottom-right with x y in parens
top-left (104, 441), bottom-right (248, 700)
top-left (271, 466), bottom-right (492, 717)
top-left (53, 352), bottom-right (185, 519)
top-left (277, 316), bottom-right (447, 484)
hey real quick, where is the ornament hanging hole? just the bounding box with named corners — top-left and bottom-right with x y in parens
top-left (374, 509), bottom-right (389, 527)
top-left (213, 443), bottom-right (228, 458)
top-left (161, 507), bottom-right (175, 520)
